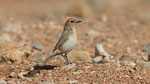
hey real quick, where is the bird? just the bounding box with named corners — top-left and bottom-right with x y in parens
top-left (43, 17), bottom-right (82, 65)
top-left (24, 18), bottom-right (82, 77)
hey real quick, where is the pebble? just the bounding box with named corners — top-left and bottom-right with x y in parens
top-left (0, 81), bottom-right (7, 84)
top-left (15, 41), bottom-right (25, 46)
top-left (142, 44), bottom-right (150, 52)
top-left (129, 62), bottom-right (136, 67)
top-left (92, 56), bottom-right (103, 63)
top-left (9, 72), bottom-right (16, 78)
top-left (129, 69), bottom-right (135, 73)
top-left (40, 82), bottom-right (55, 84)
top-left (72, 71), bottom-right (83, 75)
top-left (142, 56), bottom-right (148, 61)
top-left (33, 44), bottom-right (45, 51)
top-left (62, 63), bottom-right (76, 69)
top-left (7, 80), bottom-right (16, 84)
top-left (95, 44), bottom-right (113, 58)
top-left (0, 35), bottom-right (11, 41)
top-left (2, 22), bottom-right (22, 32)
top-left (120, 60), bottom-right (131, 66)
top-left (68, 80), bottom-right (78, 84)
top-left (18, 72), bottom-right (26, 79)
top-left (125, 47), bottom-right (131, 54)
top-left (68, 51), bottom-right (92, 62)
top-left (136, 61), bottom-right (150, 69)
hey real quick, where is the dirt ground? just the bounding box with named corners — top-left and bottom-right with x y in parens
top-left (0, 0), bottom-right (150, 84)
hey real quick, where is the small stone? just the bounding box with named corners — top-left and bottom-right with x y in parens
top-left (72, 71), bottom-right (83, 75)
top-left (107, 44), bottom-right (113, 48)
top-left (129, 69), bottom-right (135, 73)
top-left (106, 59), bottom-right (116, 63)
top-left (0, 81), bottom-right (7, 84)
top-left (137, 75), bottom-right (142, 80)
top-left (68, 80), bottom-right (78, 84)
top-left (2, 22), bottom-right (22, 32)
top-left (9, 72), bottom-right (16, 78)
top-left (142, 56), bottom-right (148, 61)
top-left (40, 82), bottom-right (55, 84)
top-left (91, 71), bottom-right (96, 74)
top-left (15, 41), bottom-right (25, 46)
top-left (62, 63), bottom-right (76, 69)
top-left (68, 51), bottom-right (92, 62)
top-left (129, 62), bottom-right (136, 67)
top-left (33, 44), bottom-right (45, 51)
top-left (124, 74), bottom-right (130, 78)
top-left (136, 61), bottom-right (150, 69)
top-left (95, 44), bottom-right (113, 58)
top-left (125, 47), bottom-right (131, 54)
top-left (30, 66), bottom-right (34, 71)
top-left (92, 56), bottom-right (103, 63)
top-left (7, 80), bottom-right (16, 84)
top-left (142, 44), bottom-right (150, 52)
top-left (16, 50), bottom-right (28, 55)
top-left (120, 60), bottom-right (131, 66)
top-left (34, 78), bottom-right (38, 81)
top-left (120, 54), bottom-right (141, 62)
top-left (115, 61), bottom-right (121, 67)
top-left (18, 72), bottom-right (26, 79)
top-left (0, 35), bottom-right (12, 41)
top-left (133, 67), bottom-right (139, 71)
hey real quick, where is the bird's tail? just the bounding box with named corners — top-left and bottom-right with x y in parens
top-left (43, 54), bottom-right (55, 64)
top-left (42, 51), bottom-right (58, 64)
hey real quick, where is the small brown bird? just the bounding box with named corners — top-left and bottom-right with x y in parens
top-left (43, 17), bottom-right (82, 65)
top-left (24, 18), bottom-right (81, 77)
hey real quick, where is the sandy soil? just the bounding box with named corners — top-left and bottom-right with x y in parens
top-left (0, 0), bottom-right (150, 84)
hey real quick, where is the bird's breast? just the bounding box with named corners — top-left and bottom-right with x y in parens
top-left (61, 31), bottom-right (77, 53)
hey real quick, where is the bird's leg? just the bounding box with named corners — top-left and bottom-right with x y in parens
top-left (62, 53), bottom-right (70, 65)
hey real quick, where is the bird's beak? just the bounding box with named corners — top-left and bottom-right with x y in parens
top-left (76, 20), bottom-right (82, 23)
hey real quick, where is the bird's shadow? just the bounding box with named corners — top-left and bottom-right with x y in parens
top-left (34, 64), bottom-right (57, 70)
top-left (24, 64), bottom-right (57, 77)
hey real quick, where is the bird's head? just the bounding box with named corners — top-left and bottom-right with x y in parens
top-left (64, 18), bottom-right (82, 29)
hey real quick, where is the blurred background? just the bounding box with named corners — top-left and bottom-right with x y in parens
top-left (0, 0), bottom-right (150, 62)
top-left (0, 0), bottom-right (150, 22)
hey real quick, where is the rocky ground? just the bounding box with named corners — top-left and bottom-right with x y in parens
top-left (0, 0), bottom-right (150, 84)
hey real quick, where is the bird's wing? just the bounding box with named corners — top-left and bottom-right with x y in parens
top-left (53, 29), bottom-right (69, 52)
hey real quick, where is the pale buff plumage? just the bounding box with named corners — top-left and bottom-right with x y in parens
top-left (43, 17), bottom-right (82, 64)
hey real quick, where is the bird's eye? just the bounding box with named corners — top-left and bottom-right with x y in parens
top-left (71, 21), bottom-right (74, 23)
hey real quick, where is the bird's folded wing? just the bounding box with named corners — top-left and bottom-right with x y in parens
top-left (53, 30), bottom-right (69, 52)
